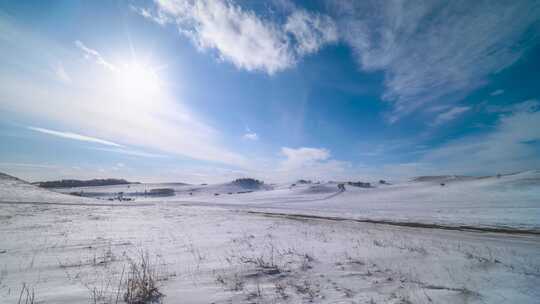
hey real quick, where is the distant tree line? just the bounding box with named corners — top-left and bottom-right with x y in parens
top-left (35, 178), bottom-right (135, 188)
top-left (231, 178), bottom-right (264, 189)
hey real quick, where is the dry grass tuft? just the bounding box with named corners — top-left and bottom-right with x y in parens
top-left (123, 250), bottom-right (164, 304)
top-left (17, 283), bottom-right (35, 304)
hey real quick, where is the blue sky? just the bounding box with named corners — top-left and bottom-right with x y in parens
top-left (1, 0), bottom-right (539, 183)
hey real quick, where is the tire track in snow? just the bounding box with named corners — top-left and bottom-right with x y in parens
top-left (245, 211), bottom-right (540, 236)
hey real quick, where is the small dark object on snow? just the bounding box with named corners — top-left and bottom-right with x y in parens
top-left (237, 190), bottom-right (253, 194)
top-left (347, 181), bottom-right (371, 188)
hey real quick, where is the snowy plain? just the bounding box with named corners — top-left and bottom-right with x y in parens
top-left (1, 171), bottom-right (539, 303)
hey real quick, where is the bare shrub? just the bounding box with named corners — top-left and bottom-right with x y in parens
top-left (17, 283), bottom-right (35, 304)
top-left (274, 281), bottom-right (288, 299)
top-left (239, 242), bottom-right (283, 275)
top-left (300, 253), bottom-right (314, 271)
top-left (293, 279), bottom-right (319, 301)
top-left (216, 239), bottom-right (319, 302)
top-left (215, 272), bottom-right (244, 291)
top-left (59, 248), bottom-right (166, 304)
top-left (246, 280), bottom-right (264, 300)
top-left (123, 250), bottom-right (164, 304)
top-left (239, 255), bottom-right (281, 275)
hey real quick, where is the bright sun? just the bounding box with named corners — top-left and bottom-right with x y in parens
top-left (115, 63), bottom-right (160, 98)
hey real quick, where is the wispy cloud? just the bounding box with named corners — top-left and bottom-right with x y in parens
top-left (149, 0), bottom-right (337, 74)
top-left (243, 132), bottom-right (258, 141)
top-left (75, 40), bottom-right (117, 71)
top-left (421, 102), bottom-right (540, 174)
top-left (284, 9), bottom-right (338, 56)
top-left (28, 126), bottom-right (122, 147)
top-left (90, 147), bottom-right (167, 158)
top-left (0, 162), bottom-right (58, 169)
top-left (485, 99), bottom-right (539, 114)
top-left (330, 0), bottom-right (540, 122)
top-left (242, 126), bottom-right (259, 141)
top-left (432, 106), bottom-right (470, 125)
top-left (490, 89), bottom-right (505, 96)
top-left (53, 62), bottom-right (72, 83)
top-left (130, 5), bottom-right (170, 26)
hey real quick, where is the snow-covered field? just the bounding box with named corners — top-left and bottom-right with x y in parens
top-left (53, 171), bottom-right (540, 230)
top-left (171, 171), bottom-right (540, 231)
top-left (1, 172), bottom-right (539, 303)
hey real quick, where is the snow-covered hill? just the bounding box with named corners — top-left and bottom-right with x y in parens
top-left (0, 172), bottom-right (93, 203)
top-left (173, 170), bottom-right (540, 230)
top-left (27, 170), bottom-right (540, 230)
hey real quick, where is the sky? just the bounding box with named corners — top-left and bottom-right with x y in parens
top-left (0, 0), bottom-right (539, 183)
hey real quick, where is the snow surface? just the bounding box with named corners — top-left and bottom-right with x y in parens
top-left (1, 172), bottom-right (540, 303)
top-left (136, 170), bottom-right (540, 230)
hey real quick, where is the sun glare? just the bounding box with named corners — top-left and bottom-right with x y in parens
top-left (116, 63), bottom-right (160, 98)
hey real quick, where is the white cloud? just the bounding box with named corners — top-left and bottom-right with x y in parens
top-left (280, 147), bottom-right (330, 170)
top-left (432, 106), bottom-right (470, 125)
top-left (130, 5), bottom-right (170, 26)
top-left (485, 99), bottom-right (539, 114)
top-left (53, 63), bottom-right (72, 83)
top-left (231, 147), bottom-right (354, 182)
top-left (75, 40), bottom-right (117, 71)
top-left (330, 0), bottom-right (540, 122)
top-left (284, 9), bottom-right (338, 55)
top-left (243, 132), bottom-right (258, 141)
top-left (490, 89), bottom-right (505, 96)
top-left (28, 126), bottom-right (123, 147)
top-left (351, 100), bottom-right (540, 178)
top-left (156, 0), bottom-right (293, 74)
top-left (421, 103), bottom-right (540, 174)
top-left (151, 0), bottom-right (337, 74)
top-left (146, 0), bottom-right (539, 121)
top-left (242, 126), bottom-right (259, 141)
top-left (281, 147), bottom-right (329, 165)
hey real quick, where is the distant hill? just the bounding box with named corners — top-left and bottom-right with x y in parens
top-left (34, 178), bottom-right (138, 188)
top-left (0, 172), bottom-right (25, 182)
